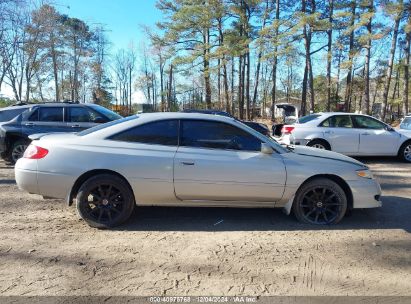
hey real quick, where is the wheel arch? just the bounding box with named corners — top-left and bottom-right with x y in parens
top-left (5, 133), bottom-right (30, 151)
top-left (67, 169), bottom-right (135, 206)
top-left (306, 138), bottom-right (331, 149)
top-left (297, 174), bottom-right (353, 210)
top-left (398, 138), bottom-right (411, 156)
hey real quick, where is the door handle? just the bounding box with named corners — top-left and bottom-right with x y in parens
top-left (324, 130), bottom-right (333, 134)
top-left (71, 124), bottom-right (81, 128)
top-left (361, 132), bottom-right (370, 136)
top-left (25, 122), bottom-right (34, 126)
top-left (181, 161), bottom-right (195, 166)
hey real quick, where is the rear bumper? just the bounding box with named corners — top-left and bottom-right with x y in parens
top-left (347, 178), bottom-right (382, 209)
top-left (15, 158), bottom-right (74, 199)
top-left (15, 159), bottom-right (39, 194)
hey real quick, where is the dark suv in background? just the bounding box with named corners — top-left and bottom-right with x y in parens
top-left (0, 103), bottom-right (122, 163)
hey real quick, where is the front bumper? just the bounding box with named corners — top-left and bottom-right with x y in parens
top-left (347, 178), bottom-right (382, 209)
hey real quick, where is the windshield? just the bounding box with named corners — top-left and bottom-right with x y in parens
top-left (298, 114), bottom-right (321, 124)
top-left (77, 115), bottom-right (138, 136)
top-left (400, 117), bottom-right (411, 130)
top-left (0, 108), bottom-right (27, 122)
top-left (90, 104), bottom-right (123, 121)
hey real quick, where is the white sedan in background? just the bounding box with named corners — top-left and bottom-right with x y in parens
top-left (279, 112), bottom-right (411, 162)
top-left (15, 113), bottom-right (382, 228)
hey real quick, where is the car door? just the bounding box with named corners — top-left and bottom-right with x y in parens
top-left (107, 119), bottom-right (179, 204)
top-left (321, 115), bottom-right (360, 154)
top-left (22, 107), bottom-right (67, 136)
top-left (173, 119), bottom-right (286, 203)
top-left (351, 115), bottom-right (401, 155)
top-left (67, 106), bottom-right (108, 132)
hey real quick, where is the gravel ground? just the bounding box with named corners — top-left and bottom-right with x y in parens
top-left (0, 158), bottom-right (410, 296)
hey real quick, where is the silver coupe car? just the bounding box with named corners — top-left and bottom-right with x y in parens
top-left (15, 113), bottom-right (382, 228)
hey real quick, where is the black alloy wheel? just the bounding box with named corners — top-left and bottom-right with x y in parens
top-left (293, 178), bottom-right (347, 225)
top-left (76, 174), bottom-right (135, 228)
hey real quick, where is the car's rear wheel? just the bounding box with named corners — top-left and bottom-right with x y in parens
top-left (307, 139), bottom-right (330, 150)
top-left (399, 141), bottom-right (411, 163)
top-left (76, 174), bottom-right (135, 229)
top-left (293, 178), bottom-right (347, 225)
top-left (8, 139), bottom-right (30, 164)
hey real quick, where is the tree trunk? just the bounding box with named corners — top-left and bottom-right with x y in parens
top-left (302, 0), bottom-right (315, 113)
top-left (203, 29), bottom-right (212, 109)
top-left (382, 12), bottom-right (401, 120)
top-left (167, 64), bottom-right (173, 111)
top-left (403, 20), bottom-right (411, 116)
top-left (271, 0), bottom-right (280, 120)
top-left (301, 65), bottom-right (308, 116)
top-left (363, 0), bottom-right (373, 114)
top-left (326, 0), bottom-right (334, 112)
top-left (344, 0), bottom-right (356, 112)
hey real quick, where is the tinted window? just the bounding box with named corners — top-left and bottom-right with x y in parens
top-left (0, 108), bottom-right (26, 122)
top-left (320, 115), bottom-right (353, 128)
top-left (29, 107), bottom-right (64, 122)
top-left (69, 107), bottom-right (106, 123)
top-left (89, 105), bottom-right (122, 121)
top-left (181, 120), bottom-right (262, 152)
top-left (400, 118), bottom-right (411, 130)
top-left (110, 120), bottom-right (178, 146)
top-left (298, 114), bottom-right (321, 124)
top-left (352, 116), bottom-right (385, 130)
top-left (77, 115), bottom-right (138, 136)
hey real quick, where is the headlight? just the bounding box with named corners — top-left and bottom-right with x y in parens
top-left (356, 169), bottom-right (373, 179)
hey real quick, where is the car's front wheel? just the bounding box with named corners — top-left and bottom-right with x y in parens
top-left (76, 174), bottom-right (135, 229)
top-left (399, 141), bottom-right (411, 163)
top-left (293, 178), bottom-right (347, 225)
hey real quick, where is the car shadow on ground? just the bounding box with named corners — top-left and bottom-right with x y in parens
top-left (116, 195), bottom-right (411, 233)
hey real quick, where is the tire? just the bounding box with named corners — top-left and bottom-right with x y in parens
top-left (76, 174), bottom-right (135, 229)
top-left (307, 139), bottom-right (331, 150)
top-left (398, 141), bottom-right (411, 163)
top-left (8, 139), bottom-right (30, 164)
top-left (293, 178), bottom-right (347, 225)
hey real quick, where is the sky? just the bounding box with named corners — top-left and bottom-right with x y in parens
top-left (61, 0), bottom-right (161, 52)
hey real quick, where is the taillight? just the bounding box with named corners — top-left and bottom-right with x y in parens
top-left (23, 145), bottom-right (48, 159)
top-left (282, 125), bottom-right (295, 134)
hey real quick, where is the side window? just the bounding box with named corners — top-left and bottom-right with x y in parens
top-left (320, 116), bottom-right (352, 128)
top-left (110, 120), bottom-right (178, 146)
top-left (181, 120), bottom-right (262, 152)
top-left (37, 107), bottom-right (64, 122)
top-left (352, 116), bottom-right (385, 130)
top-left (28, 109), bottom-right (39, 121)
top-left (320, 117), bottom-right (331, 127)
top-left (69, 107), bottom-right (106, 123)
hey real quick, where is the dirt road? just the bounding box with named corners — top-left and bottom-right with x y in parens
top-left (0, 158), bottom-right (410, 296)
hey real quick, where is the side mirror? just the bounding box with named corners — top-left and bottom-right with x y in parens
top-left (385, 126), bottom-right (395, 132)
top-left (261, 143), bottom-right (274, 155)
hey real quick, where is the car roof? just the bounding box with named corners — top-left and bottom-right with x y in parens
top-left (0, 104), bottom-right (33, 111)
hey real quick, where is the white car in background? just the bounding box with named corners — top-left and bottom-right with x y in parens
top-left (398, 115), bottom-right (411, 137)
top-left (279, 112), bottom-right (411, 162)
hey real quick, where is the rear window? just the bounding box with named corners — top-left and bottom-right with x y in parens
top-left (298, 114), bottom-right (321, 124)
top-left (0, 108), bottom-right (26, 122)
top-left (77, 115), bottom-right (138, 136)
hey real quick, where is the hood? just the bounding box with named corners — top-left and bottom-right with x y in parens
top-left (289, 145), bottom-right (366, 167)
top-left (397, 129), bottom-right (411, 138)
